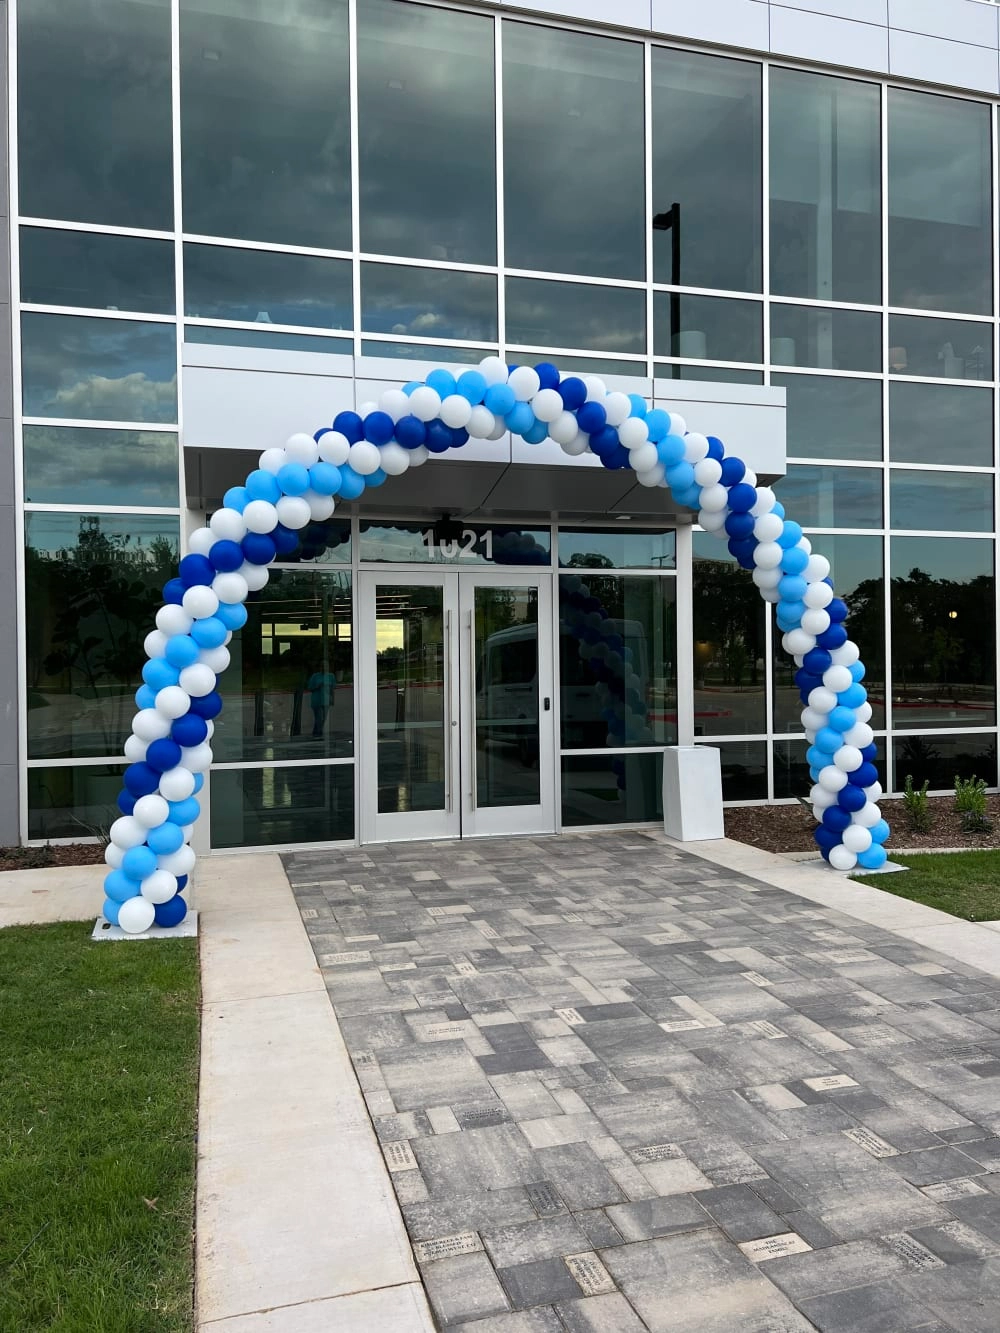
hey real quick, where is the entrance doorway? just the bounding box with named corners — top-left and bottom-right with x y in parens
top-left (358, 569), bottom-right (556, 842)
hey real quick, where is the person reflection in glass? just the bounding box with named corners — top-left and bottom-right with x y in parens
top-left (307, 665), bottom-right (337, 738)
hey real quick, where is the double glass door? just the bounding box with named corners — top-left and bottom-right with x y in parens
top-left (358, 570), bottom-right (555, 842)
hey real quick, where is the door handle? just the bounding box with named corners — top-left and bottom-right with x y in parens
top-left (468, 611), bottom-right (478, 810)
top-left (543, 697), bottom-right (551, 711)
top-left (444, 609), bottom-right (453, 813)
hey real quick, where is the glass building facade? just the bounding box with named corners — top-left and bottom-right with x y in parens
top-left (5, 0), bottom-right (1000, 847)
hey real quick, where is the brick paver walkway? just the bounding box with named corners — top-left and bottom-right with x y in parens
top-left (283, 831), bottom-right (1000, 1331)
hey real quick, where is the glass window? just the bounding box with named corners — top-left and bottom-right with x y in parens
top-left (25, 514), bottom-right (180, 760)
top-left (20, 229), bottom-right (175, 315)
top-left (561, 753), bottom-right (663, 826)
top-left (771, 305), bottom-right (881, 372)
top-left (184, 245), bottom-right (352, 330)
top-left (652, 49), bottom-right (761, 293)
top-left (505, 279), bottom-right (645, 356)
top-left (771, 740), bottom-right (811, 802)
top-left (27, 765), bottom-right (125, 841)
top-left (693, 535), bottom-right (765, 737)
top-left (775, 374), bottom-right (882, 463)
top-left (518, 354), bottom-right (648, 379)
top-left (214, 570), bottom-right (352, 764)
top-left (360, 522), bottom-right (550, 566)
top-left (658, 365), bottom-right (764, 385)
top-left (186, 325), bottom-right (353, 356)
top-left (359, 0), bottom-right (495, 264)
top-left (361, 341), bottom-right (496, 364)
top-left (770, 69), bottom-right (880, 305)
top-left (362, 264), bottom-right (498, 343)
top-left (210, 763), bottom-right (354, 847)
top-left (892, 732), bottom-right (997, 794)
top-left (888, 89), bottom-right (992, 315)
top-left (773, 534), bottom-right (885, 732)
top-left (22, 314), bottom-right (177, 424)
top-left (891, 470), bottom-right (993, 533)
top-left (558, 529), bottom-right (675, 570)
top-left (707, 741), bottom-right (767, 802)
top-left (559, 574), bottom-right (676, 749)
top-left (891, 537), bottom-right (995, 730)
top-left (889, 382), bottom-right (993, 466)
top-left (504, 24), bottom-right (644, 280)
top-left (272, 518), bottom-right (352, 566)
top-left (22, 426), bottom-right (179, 507)
top-left (180, 0), bottom-right (351, 250)
top-left (774, 464), bottom-right (882, 529)
top-left (888, 315), bottom-right (992, 381)
top-left (18, 0), bottom-right (173, 228)
top-left (654, 295), bottom-right (762, 364)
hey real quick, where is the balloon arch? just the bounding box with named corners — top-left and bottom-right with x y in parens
top-left (102, 356), bottom-right (890, 932)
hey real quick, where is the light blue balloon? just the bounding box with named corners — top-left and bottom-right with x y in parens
top-left (815, 727), bottom-right (842, 753)
top-left (850, 662), bottom-right (866, 683)
top-left (523, 419), bottom-right (548, 444)
top-left (309, 462), bottom-right (342, 495)
top-left (105, 869), bottom-right (140, 904)
top-left (217, 602), bottom-right (248, 631)
top-left (165, 635), bottom-right (200, 669)
top-left (426, 369), bottom-right (457, 398)
top-left (828, 705), bottom-right (856, 732)
top-left (143, 658), bottom-right (180, 691)
top-left (192, 773), bottom-right (205, 794)
top-left (190, 617), bottom-right (227, 649)
top-left (168, 796), bottom-right (200, 825)
top-left (122, 845), bottom-right (158, 882)
top-left (666, 461), bottom-right (695, 492)
top-left (645, 410), bottom-right (671, 442)
top-left (505, 402), bottom-right (535, 436)
top-left (245, 469), bottom-right (281, 504)
top-left (457, 370), bottom-right (487, 404)
top-left (337, 465), bottom-right (365, 501)
top-left (103, 897), bottom-right (122, 926)
top-left (777, 600), bottom-right (805, 626)
top-left (627, 394), bottom-right (648, 418)
top-left (147, 821), bottom-right (185, 856)
top-left (778, 575), bottom-right (808, 602)
top-left (223, 486), bottom-right (250, 512)
top-left (780, 546), bottom-right (809, 576)
top-left (777, 520), bottom-right (803, 549)
top-left (656, 435), bottom-right (685, 468)
top-left (870, 819), bottom-right (891, 844)
top-left (364, 468), bottom-right (387, 488)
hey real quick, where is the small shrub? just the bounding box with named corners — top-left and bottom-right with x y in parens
top-left (902, 775), bottom-right (932, 833)
top-left (0, 843), bottom-right (55, 869)
top-left (960, 811), bottom-right (993, 835)
top-left (955, 775), bottom-right (988, 819)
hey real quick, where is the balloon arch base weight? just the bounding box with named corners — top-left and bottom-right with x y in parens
top-left (797, 858), bottom-right (908, 878)
top-left (91, 910), bottom-right (199, 943)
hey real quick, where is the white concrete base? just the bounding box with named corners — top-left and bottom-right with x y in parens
top-left (91, 912), bottom-right (199, 942)
top-left (663, 745), bottom-right (724, 841)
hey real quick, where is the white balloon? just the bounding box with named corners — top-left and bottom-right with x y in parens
top-left (855, 802), bottom-right (882, 828)
top-left (133, 709), bottom-right (171, 743)
top-left (486, 418), bottom-right (508, 441)
top-left (317, 431), bottom-right (351, 465)
top-left (258, 447), bottom-right (287, 474)
top-left (810, 784), bottom-right (838, 809)
top-left (844, 722), bottom-right (874, 750)
top-left (275, 496), bottom-right (311, 530)
top-left (408, 445), bottom-right (430, 467)
top-left (467, 405), bottom-right (497, 439)
top-left (803, 581), bottom-right (833, 609)
top-left (357, 400), bottom-right (377, 417)
top-left (179, 663), bottom-right (216, 697)
top-left (583, 376), bottom-right (607, 402)
top-left (698, 485), bottom-right (728, 513)
top-left (187, 527), bottom-right (215, 556)
top-left (141, 869), bottom-right (178, 904)
top-left (209, 508), bottom-right (247, 542)
top-left (818, 764), bottom-right (848, 792)
top-left (753, 512), bottom-right (784, 543)
top-left (156, 604), bottom-right (193, 636)
top-left (618, 417), bottom-right (649, 449)
top-left (478, 355), bottom-right (509, 385)
top-left (829, 641), bottom-right (861, 667)
top-left (378, 388), bottom-right (410, 420)
top-left (752, 565), bottom-right (782, 590)
top-left (155, 685), bottom-right (191, 719)
top-left (243, 500), bottom-right (279, 534)
top-left (683, 432), bottom-right (710, 464)
top-left (118, 896), bottom-right (156, 934)
top-left (181, 741), bottom-right (214, 773)
top-left (783, 629), bottom-right (815, 657)
top-left (199, 645), bottom-right (230, 674)
top-left (864, 781), bottom-right (883, 801)
top-left (509, 366), bottom-right (541, 401)
top-left (828, 844), bottom-right (858, 871)
top-left (823, 665), bottom-right (853, 693)
top-left (834, 746), bottom-right (863, 772)
top-left (111, 815), bottom-right (148, 849)
top-left (694, 458), bottom-right (723, 487)
top-left (532, 388), bottom-right (564, 424)
top-left (857, 702), bottom-right (873, 724)
top-left (805, 554), bottom-right (831, 583)
top-left (440, 394), bottom-right (473, 428)
top-left (104, 843), bottom-right (125, 869)
top-left (760, 587), bottom-right (781, 604)
top-left (182, 586), bottom-right (219, 621)
top-left (158, 843), bottom-right (196, 876)
top-left (750, 486), bottom-right (776, 517)
top-left (124, 734), bottom-right (148, 762)
top-left (808, 686), bottom-right (838, 714)
top-left (753, 543), bottom-right (783, 570)
top-left (842, 824), bottom-right (873, 854)
top-left (550, 411), bottom-right (581, 446)
top-left (636, 464), bottom-right (666, 487)
top-left (159, 766), bottom-right (196, 802)
top-left (409, 386), bottom-right (442, 422)
top-left (629, 443), bottom-right (659, 474)
top-left (133, 794), bottom-right (170, 828)
top-left (801, 707), bottom-right (827, 732)
top-left (801, 609), bottom-right (831, 636)
top-left (666, 412), bottom-right (687, 436)
top-left (144, 629), bottom-right (168, 659)
top-left (377, 443), bottom-right (410, 477)
top-left (241, 562), bottom-right (270, 591)
top-left (698, 508), bottom-right (728, 534)
top-left (603, 392), bottom-right (631, 426)
top-left (204, 718), bottom-right (215, 739)
top-left (285, 432), bottom-right (319, 466)
top-left (213, 572), bottom-right (249, 605)
top-left (348, 441), bottom-right (381, 476)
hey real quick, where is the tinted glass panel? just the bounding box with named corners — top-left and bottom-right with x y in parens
top-left (21, 229), bottom-right (175, 315)
top-left (213, 570), bottom-right (352, 763)
top-left (361, 341), bottom-right (496, 364)
top-left (475, 585), bottom-right (541, 808)
top-left (889, 382), bottom-right (993, 466)
top-left (888, 89), bottom-right (992, 315)
top-left (892, 732), bottom-right (997, 794)
top-left (210, 763), bottom-right (354, 847)
top-left (360, 522), bottom-right (550, 565)
top-left (772, 739), bottom-right (810, 801)
top-left (22, 426), bottom-right (179, 507)
top-left (274, 518), bottom-right (352, 566)
top-left (184, 245), bottom-right (352, 330)
top-left (518, 354), bottom-right (648, 378)
top-left (561, 753), bottom-right (663, 826)
top-left (775, 374), bottom-right (882, 462)
top-left (506, 279), bottom-right (645, 355)
top-left (771, 305), bottom-right (881, 372)
top-left (891, 470), bottom-right (993, 533)
top-left (773, 534), bottom-right (885, 731)
top-left (359, 1), bottom-right (495, 264)
top-left (27, 765), bottom-right (124, 841)
top-left (708, 741), bottom-right (767, 802)
top-left (181, 0), bottom-right (351, 249)
top-left (693, 535), bottom-right (766, 737)
top-left (888, 315), bottom-right (992, 381)
top-left (652, 49), bottom-right (761, 292)
top-left (891, 537), bottom-right (995, 729)
top-left (18, 0), bottom-right (173, 228)
top-left (774, 464), bottom-right (882, 529)
top-left (658, 365), bottom-right (764, 385)
top-left (504, 24), bottom-right (644, 280)
top-left (559, 574), bottom-right (676, 749)
top-left (187, 325), bottom-right (352, 356)
top-left (770, 69), bottom-right (880, 304)
top-left (22, 314), bottom-right (177, 423)
top-left (362, 264), bottom-right (497, 343)
top-left (25, 514), bottom-right (180, 760)
top-left (558, 529), bottom-right (675, 570)
top-left (654, 294), bottom-right (762, 364)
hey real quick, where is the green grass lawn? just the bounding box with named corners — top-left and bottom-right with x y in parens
top-left (0, 923), bottom-right (199, 1333)
top-left (854, 850), bottom-right (1000, 922)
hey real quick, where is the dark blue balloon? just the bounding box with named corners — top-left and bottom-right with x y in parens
top-left (577, 401), bottom-right (607, 435)
top-left (171, 713), bottom-right (208, 747)
top-left (814, 826), bottom-right (839, 851)
top-left (209, 539), bottom-right (244, 573)
top-left (803, 648), bottom-right (833, 675)
top-left (706, 436), bottom-right (725, 461)
top-left (795, 669), bottom-right (822, 692)
top-left (271, 524), bottom-right (300, 556)
top-left (395, 415), bottom-right (427, 449)
top-left (242, 533), bottom-right (277, 565)
top-left (123, 762), bottom-right (161, 797)
top-left (363, 411), bottom-right (395, 445)
top-left (333, 411), bottom-right (364, 443)
top-left (425, 421), bottom-right (453, 453)
top-left (154, 894), bottom-right (188, 928)
top-left (719, 458), bottom-right (745, 486)
top-left (558, 377), bottom-right (587, 410)
top-left (837, 784), bottom-right (867, 812)
top-left (189, 690), bottom-right (223, 719)
top-left (175, 874), bottom-right (189, 891)
top-left (146, 738), bottom-right (182, 773)
top-left (727, 482), bottom-right (757, 513)
top-left (827, 598), bottom-right (849, 624)
top-left (117, 790), bottom-right (136, 816)
top-left (179, 553), bottom-right (215, 588)
top-left (822, 806), bottom-right (852, 833)
top-left (816, 624), bottom-right (848, 649)
top-left (861, 744), bottom-right (878, 762)
top-left (724, 511), bottom-right (756, 539)
top-left (729, 538), bottom-right (757, 568)
top-left (848, 761), bottom-right (879, 787)
top-left (163, 578), bottom-right (185, 605)
top-left (450, 427), bottom-right (470, 447)
top-left (591, 426), bottom-right (619, 456)
top-left (534, 362), bottom-right (560, 389)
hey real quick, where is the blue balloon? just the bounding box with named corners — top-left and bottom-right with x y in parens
top-left (163, 577), bottom-right (186, 606)
top-left (725, 512), bottom-right (756, 540)
top-left (333, 410), bottom-right (363, 443)
top-left (171, 713), bottom-right (208, 747)
top-left (103, 898), bottom-right (122, 926)
top-left (167, 796), bottom-right (201, 826)
top-left (666, 461), bottom-right (695, 492)
top-left (814, 826), bottom-right (839, 851)
top-left (828, 706), bottom-right (857, 733)
top-left (449, 427), bottom-right (469, 448)
top-left (719, 458), bottom-right (745, 486)
top-left (164, 635), bottom-right (200, 669)
top-left (457, 370), bottom-right (488, 404)
top-left (590, 426), bottom-right (619, 457)
top-left (778, 520), bottom-right (803, 549)
top-left (806, 745), bottom-right (827, 769)
top-left (146, 738), bottom-right (182, 773)
top-left (147, 821), bottom-right (184, 856)
top-left (644, 410), bottom-right (671, 442)
top-left (815, 727), bottom-right (842, 753)
top-left (364, 468), bottom-right (387, 488)
top-left (848, 761), bottom-right (879, 787)
top-left (706, 436), bottom-right (725, 460)
top-left (142, 658), bottom-right (180, 691)
top-left (577, 401), bottom-right (607, 435)
top-left (276, 462), bottom-right (310, 496)
top-left (105, 870), bottom-right (140, 904)
top-left (523, 419), bottom-right (548, 444)
top-left (803, 648), bottom-right (832, 675)
top-left (189, 691), bottom-right (223, 719)
top-left (362, 411), bottom-right (395, 445)
top-left (817, 623), bottom-right (848, 650)
top-left (216, 602), bottom-right (248, 631)
top-left (309, 462), bottom-right (342, 495)
top-left (192, 773), bottom-right (205, 794)
top-left (837, 783), bottom-right (867, 812)
top-left (627, 393), bottom-right (648, 418)
top-left (870, 819), bottom-right (891, 845)
top-left (426, 369), bottom-right (457, 398)
top-left (822, 806), bottom-right (851, 833)
top-left (780, 546), bottom-right (809, 575)
top-left (223, 486), bottom-right (250, 512)
top-left (535, 362), bottom-right (560, 390)
top-left (395, 415), bottom-right (427, 449)
top-left (828, 597), bottom-right (849, 624)
top-left (837, 683), bottom-right (867, 709)
top-left (856, 844), bottom-right (887, 870)
top-left (155, 894), bottom-right (188, 928)
top-left (779, 575), bottom-right (808, 602)
top-left (657, 435), bottom-right (685, 468)
top-left (134, 685), bottom-right (157, 711)
top-left (241, 533), bottom-right (277, 566)
top-left (849, 662), bottom-right (866, 682)
top-left (484, 383), bottom-right (516, 416)
top-left (727, 483), bottom-right (757, 513)
top-left (245, 469), bottom-right (281, 504)
top-left (179, 553), bottom-right (214, 588)
top-left (190, 617), bottom-right (227, 649)
top-left (117, 791), bottom-right (136, 816)
top-left (209, 539), bottom-right (245, 573)
top-left (425, 421), bottom-right (453, 453)
top-left (271, 525), bottom-right (299, 555)
top-left (558, 377), bottom-right (587, 410)
top-left (506, 402), bottom-right (535, 436)
top-left (772, 501), bottom-right (785, 519)
top-left (122, 845), bottom-right (158, 882)
top-left (776, 601), bottom-right (805, 628)
top-left (337, 465), bottom-right (365, 500)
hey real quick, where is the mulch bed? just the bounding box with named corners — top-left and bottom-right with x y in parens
top-left (0, 843), bottom-right (105, 873)
top-left (725, 795), bottom-right (1000, 854)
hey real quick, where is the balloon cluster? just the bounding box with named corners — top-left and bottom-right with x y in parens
top-left (106, 356), bottom-right (889, 929)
